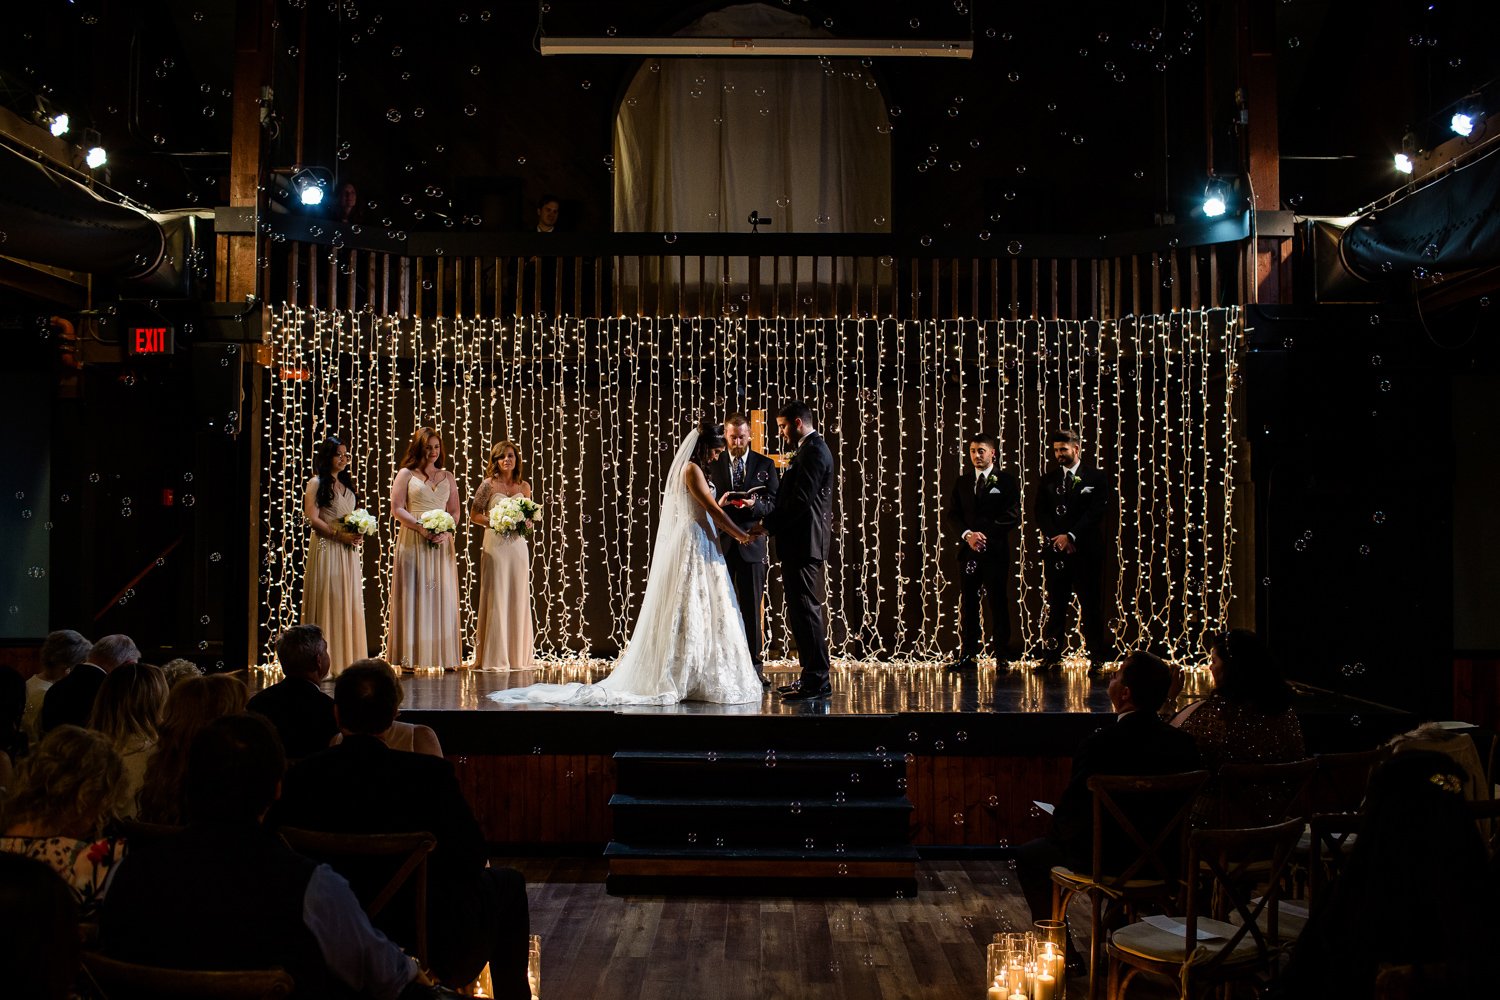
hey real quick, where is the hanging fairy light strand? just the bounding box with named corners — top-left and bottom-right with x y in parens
top-left (260, 305), bottom-right (1243, 667)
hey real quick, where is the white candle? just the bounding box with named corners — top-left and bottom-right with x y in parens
top-left (1033, 972), bottom-right (1058, 1000)
top-left (1008, 993), bottom-right (1028, 1000)
top-left (987, 987), bottom-right (1006, 1000)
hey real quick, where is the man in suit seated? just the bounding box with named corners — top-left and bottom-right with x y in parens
top-left (41, 633), bottom-right (138, 734)
top-left (248, 624), bottom-right (337, 759)
top-left (1012, 651), bottom-right (1201, 961)
top-left (273, 663), bottom-right (531, 999)
top-left (101, 713), bottom-right (456, 999)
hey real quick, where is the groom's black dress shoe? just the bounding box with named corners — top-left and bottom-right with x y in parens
top-left (781, 684), bottom-right (832, 701)
top-left (776, 682), bottom-right (803, 695)
top-left (945, 656), bottom-right (978, 672)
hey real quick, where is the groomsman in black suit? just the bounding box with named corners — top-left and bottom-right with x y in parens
top-left (710, 413), bottom-right (780, 687)
top-left (945, 433), bottom-right (1021, 669)
top-left (749, 401), bottom-right (835, 701)
top-left (1034, 429), bottom-right (1114, 669)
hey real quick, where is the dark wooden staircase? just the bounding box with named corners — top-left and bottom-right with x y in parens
top-left (605, 749), bottom-right (918, 896)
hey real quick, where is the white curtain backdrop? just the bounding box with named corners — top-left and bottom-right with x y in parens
top-left (613, 3), bottom-right (893, 308)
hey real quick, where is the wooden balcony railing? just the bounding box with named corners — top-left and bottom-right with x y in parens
top-left (267, 214), bottom-right (1253, 321)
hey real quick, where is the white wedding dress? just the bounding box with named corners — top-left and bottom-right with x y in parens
top-left (487, 430), bottom-right (763, 706)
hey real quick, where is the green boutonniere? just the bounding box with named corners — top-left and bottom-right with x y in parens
top-left (1066, 472), bottom-right (1082, 490)
top-left (983, 473), bottom-right (998, 488)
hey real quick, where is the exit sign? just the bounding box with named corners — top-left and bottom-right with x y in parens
top-left (128, 326), bottom-right (174, 355)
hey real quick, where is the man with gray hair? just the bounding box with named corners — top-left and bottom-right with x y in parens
top-left (41, 633), bottom-right (138, 733)
top-left (23, 629), bottom-right (91, 744)
top-left (247, 624), bottom-right (337, 759)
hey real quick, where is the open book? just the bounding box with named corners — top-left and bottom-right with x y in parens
top-left (720, 485), bottom-right (768, 505)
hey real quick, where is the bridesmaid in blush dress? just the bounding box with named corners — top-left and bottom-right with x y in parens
top-left (385, 426), bottom-right (463, 670)
top-left (302, 437), bottom-right (369, 677)
top-left (470, 440), bottom-right (536, 670)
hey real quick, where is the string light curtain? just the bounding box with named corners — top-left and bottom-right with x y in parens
top-left (261, 305), bottom-right (1242, 666)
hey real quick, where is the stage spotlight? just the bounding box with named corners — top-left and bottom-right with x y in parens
top-left (1394, 153), bottom-right (1414, 174)
top-left (1201, 179), bottom-right (1230, 218)
top-left (277, 166), bottom-right (333, 210)
top-left (1451, 111), bottom-right (1475, 137)
top-left (85, 146), bottom-right (107, 169)
top-left (49, 112), bottom-right (69, 137)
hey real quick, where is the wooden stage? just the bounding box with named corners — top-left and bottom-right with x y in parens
top-left (301, 661), bottom-right (1414, 856)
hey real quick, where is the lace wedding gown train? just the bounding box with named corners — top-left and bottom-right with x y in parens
top-left (487, 431), bottom-right (763, 706)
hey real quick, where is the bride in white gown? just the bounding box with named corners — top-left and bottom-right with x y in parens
top-left (487, 420), bottom-right (765, 706)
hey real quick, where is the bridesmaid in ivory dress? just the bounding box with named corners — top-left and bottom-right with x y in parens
top-left (301, 437), bottom-right (368, 677)
top-left (470, 440), bottom-right (535, 670)
top-left (386, 426), bottom-right (463, 670)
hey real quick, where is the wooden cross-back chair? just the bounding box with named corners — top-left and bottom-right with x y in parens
top-left (1104, 818), bottom-right (1303, 1000)
top-left (277, 827), bottom-right (436, 968)
top-left (81, 952), bottom-right (294, 1000)
top-left (1050, 770), bottom-right (1211, 1000)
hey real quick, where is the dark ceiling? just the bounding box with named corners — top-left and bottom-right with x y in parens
top-left (2, 0), bottom-right (1497, 237)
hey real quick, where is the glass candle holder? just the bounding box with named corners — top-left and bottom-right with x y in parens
top-left (987, 933), bottom-right (1034, 998)
top-left (528, 934), bottom-right (541, 1000)
top-left (1031, 921), bottom-right (1066, 1000)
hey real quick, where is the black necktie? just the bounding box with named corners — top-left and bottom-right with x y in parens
top-left (975, 473), bottom-right (985, 497)
top-left (732, 456), bottom-right (745, 492)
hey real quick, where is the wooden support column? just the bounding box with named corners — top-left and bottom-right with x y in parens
top-left (225, 0), bottom-right (276, 667)
top-left (1240, 0), bottom-right (1288, 304)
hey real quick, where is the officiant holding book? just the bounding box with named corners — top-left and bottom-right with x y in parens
top-left (711, 413), bottom-right (780, 685)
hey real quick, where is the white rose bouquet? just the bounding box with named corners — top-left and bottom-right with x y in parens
top-left (490, 496), bottom-right (542, 539)
top-left (418, 508), bottom-right (457, 545)
top-left (342, 508), bottom-right (378, 537)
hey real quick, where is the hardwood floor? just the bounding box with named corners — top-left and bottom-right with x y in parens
top-left (505, 857), bottom-right (1068, 1000)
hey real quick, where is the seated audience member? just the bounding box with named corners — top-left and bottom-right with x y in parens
top-left (0, 726), bottom-right (127, 920)
top-left (0, 853), bottom-right (82, 1000)
top-left (1171, 628), bottom-right (1305, 824)
top-left (42, 633), bottom-right (139, 734)
top-left (137, 673), bottom-right (249, 825)
top-left (160, 657), bottom-right (204, 690)
top-left (247, 624), bottom-right (337, 759)
top-left (330, 658), bottom-right (443, 757)
top-left (23, 630), bottom-right (91, 746)
top-left (1, 666), bottom-right (24, 787)
top-left (1283, 752), bottom-right (1492, 998)
top-left (101, 714), bottom-right (450, 1000)
top-left (274, 663), bottom-right (530, 998)
top-left (88, 662), bottom-right (168, 818)
top-left (1013, 651), bottom-right (1201, 958)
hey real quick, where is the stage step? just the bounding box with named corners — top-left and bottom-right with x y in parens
top-left (613, 749), bottom-right (909, 797)
top-left (606, 749), bottom-right (917, 896)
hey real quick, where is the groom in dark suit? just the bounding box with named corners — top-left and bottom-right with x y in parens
top-left (710, 413), bottom-right (780, 686)
top-left (749, 401), bottom-right (834, 701)
top-left (1034, 429), bottom-right (1114, 669)
top-left (945, 433), bottom-right (1021, 669)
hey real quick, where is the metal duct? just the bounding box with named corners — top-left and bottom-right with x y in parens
top-left (0, 141), bottom-right (164, 279)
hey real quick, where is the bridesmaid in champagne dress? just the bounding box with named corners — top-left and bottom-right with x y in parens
top-left (470, 440), bottom-right (535, 670)
top-left (386, 426), bottom-right (463, 670)
top-left (301, 437), bottom-right (368, 676)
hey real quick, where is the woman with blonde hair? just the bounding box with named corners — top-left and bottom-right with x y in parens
top-left (87, 663), bottom-right (168, 819)
top-left (387, 425), bottom-right (463, 670)
top-left (469, 439), bottom-right (536, 670)
top-left (0, 726), bottom-right (127, 919)
top-left (136, 674), bottom-right (249, 825)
